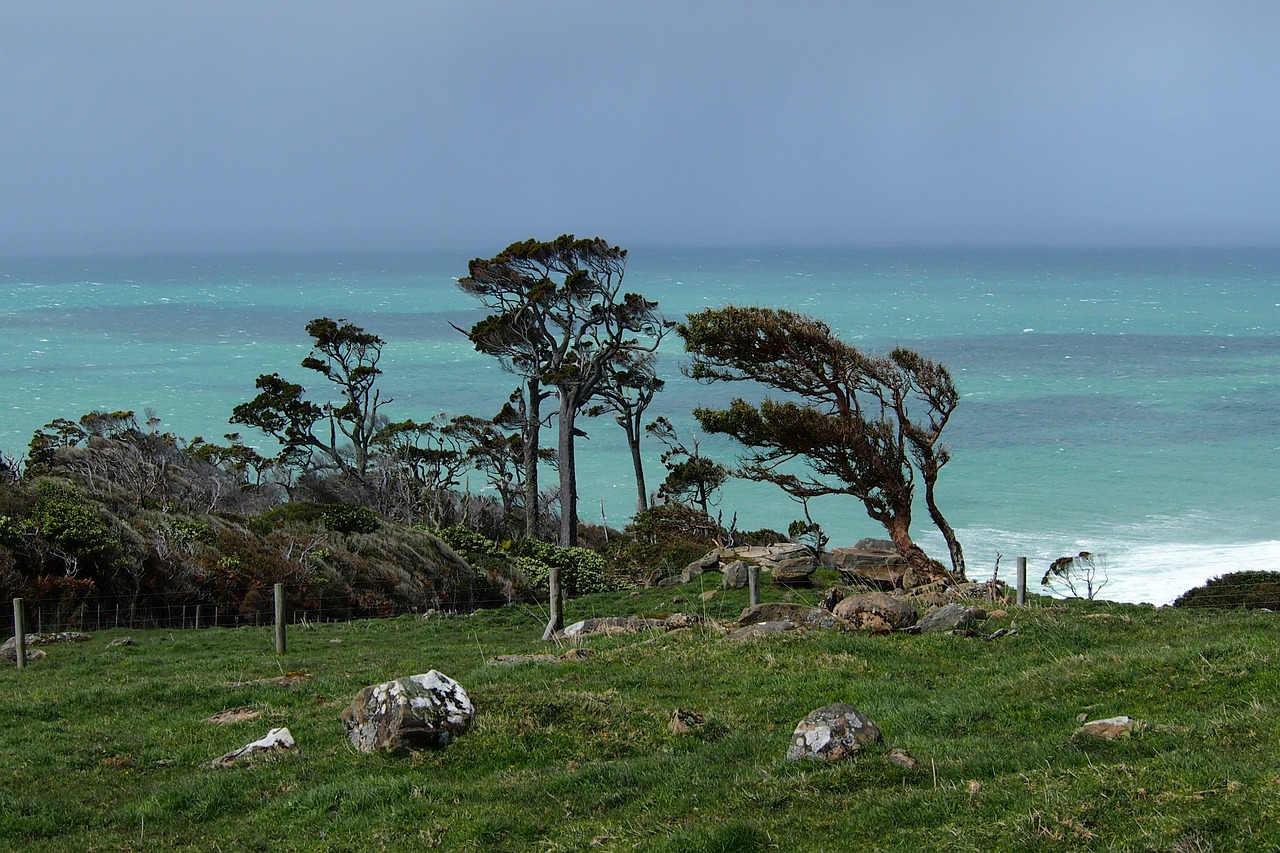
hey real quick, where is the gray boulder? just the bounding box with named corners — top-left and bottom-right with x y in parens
top-left (833, 592), bottom-right (918, 632)
top-left (341, 671), bottom-right (473, 753)
top-left (917, 603), bottom-right (981, 634)
top-left (738, 603), bottom-right (844, 630)
top-left (721, 560), bottom-right (749, 589)
top-left (771, 556), bottom-right (817, 587)
top-left (786, 703), bottom-right (883, 762)
top-left (828, 540), bottom-right (910, 589)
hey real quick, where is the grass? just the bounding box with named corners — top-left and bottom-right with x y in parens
top-left (3, 573), bottom-right (1279, 851)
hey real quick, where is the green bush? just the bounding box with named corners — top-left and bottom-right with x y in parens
top-left (320, 503), bottom-right (381, 534)
top-left (1173, 570), bottom-right (1280, 610)
top-left (511, 538), bottom-right (615, 596)
top-left (249, 501), bottom-right (327, 533)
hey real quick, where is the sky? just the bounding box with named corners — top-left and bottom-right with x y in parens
top-left (3, 0), bottom-right (1280, 254)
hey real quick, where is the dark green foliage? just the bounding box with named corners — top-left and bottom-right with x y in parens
top-left (1174, 570), bottom-right (1280, 610)
top-left (510, 537), bottom-right (615, 596)
top-left (320, 503), bottom-right (381, 535)
top-left (677, 305), bottom-right (964, 581)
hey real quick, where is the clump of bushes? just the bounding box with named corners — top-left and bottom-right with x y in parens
top-left (432, 525), bottom-right (617, 597)
top-left (1173, 571), bottom-right (1280, 610)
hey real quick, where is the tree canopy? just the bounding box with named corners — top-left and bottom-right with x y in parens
top-left (457, 235), bottom-right (667, 638)
top-left (677, 305), bottom-right (964, 583)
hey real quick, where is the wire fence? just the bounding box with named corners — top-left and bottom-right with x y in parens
top-left (4, 572), bottom-right (1278, 639)
top-left (2, 583), bottom-right (467, 636)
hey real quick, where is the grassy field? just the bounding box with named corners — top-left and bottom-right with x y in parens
top-left (3, 574), bottom-right (1278, 852)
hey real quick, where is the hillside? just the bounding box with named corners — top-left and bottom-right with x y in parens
top-left (3, 578), bottom-right (1277, 852)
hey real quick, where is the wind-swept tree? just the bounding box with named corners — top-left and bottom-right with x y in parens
top-left (231, 318), bottom-right (390, 479)
top-left (587, 349), bottom-right (666, 514)
top-left (646, 416), bottom-right (729, 516)
top-left (678, 306), bottom-right (963, 584)
top-left (457, 235), bottom-right (666, 638)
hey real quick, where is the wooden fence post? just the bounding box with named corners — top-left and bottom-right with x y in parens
top-left (1016, 557), bottom-right (1028, 606)
top-left (748, 565), bottom-right (761, 607)
top-left (13, 598), bottom-right (26, 670)
top-left (274, 584), bottom-right (286, 655)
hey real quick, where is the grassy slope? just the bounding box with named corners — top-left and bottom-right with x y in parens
top-left (2, 574), bottom-right (1278, 852)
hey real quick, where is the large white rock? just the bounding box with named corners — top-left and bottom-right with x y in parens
top-left (341, 671), bottom-right (473, 753)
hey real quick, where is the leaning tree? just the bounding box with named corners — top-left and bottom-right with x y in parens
top-left (457, 236), bottom-right (666, 638)
top-left (677, 305), bottom-right (964, 584)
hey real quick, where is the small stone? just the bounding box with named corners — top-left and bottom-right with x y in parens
top-left (668, 708), bottom-right (704, 735)
top-left (211, 727), bottom-right (296, 767)
top-left (699, 590), bottom-right (717, 601)
top-left (721, 560), bottom-right (749, 589)
top-left (916, 603), bottom-right (979, 634)
top-left (1076, 712), bottom-right (1089, 723)
top-left (883, 747), bottom-right (917, 769)
top-left (107, 636), bottom-right (134, 648)
top-left (1076, 715), bottom-right (1144, 740)
top-left (559, 647), bottom-right (594, 661)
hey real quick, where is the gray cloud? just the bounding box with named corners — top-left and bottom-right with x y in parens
top-left (3, 0), bottom-right (1278, 254)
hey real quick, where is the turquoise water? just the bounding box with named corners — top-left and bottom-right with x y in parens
top-left (2, 247), bottom-right (1277, 603)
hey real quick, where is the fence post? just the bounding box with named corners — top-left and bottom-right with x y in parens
top-left (748, 565), bottom-right (761, 607)
top-left (1016, 557), bottom-right (1027, 606)
top-left (274, 583), bottom-right (286, 655)
top-left (13, 599), bottom-right (26, 670)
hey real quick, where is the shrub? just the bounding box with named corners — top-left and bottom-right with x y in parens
top-left (511, 538), bottom-right (616, 597)
top-left (320, 504), bottom-right (381, 534)
top-left (1173, 571), bottom-right (1280, 610)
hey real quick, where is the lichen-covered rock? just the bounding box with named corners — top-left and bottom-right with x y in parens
top-left (786, 703), bottom-right (883, 762)
top-left (916, 603), bottom-right (981, 634)
top-left (833, 592), bottom-right (918, 631)
top-left (212, 727), bottom-right (296, 767)
top-left (341, 671), bottom-right (473, 753)
top-left (727, 620), bottom-right (796, 641)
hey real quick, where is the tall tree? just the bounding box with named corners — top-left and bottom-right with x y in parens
top-left (677, 306), bottom-right (963, 584)
top-left (457, 236), bottom-right (665, 638)
top-left (231, 318), bottom-right (390, 479)
top-left (587, 349), bottom-right (666, 514)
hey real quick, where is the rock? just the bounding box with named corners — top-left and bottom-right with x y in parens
top-left (107, 636), bottom-right (134, 648)
top-left (916, 603), bottom-right (980, 634)
top-left (828, 543), bottom-right (909, 590)
top-left (211, 727), bottom-right (295, 767)
top-left (727, 621), bottom-right (795, 640)
top-left (883, 747), bottom-right (917, 769)
top-left (771, 556), bottom-right (817, 587)
top-left (657, 575), bottom-right (684, 589)
top-left (669, 708), bottom-right (705, 735)
top-left (341, 671), bottom-right (474, 753)
top-left (786, 703), bottom-right (883, 762)
top-left (1, 645), bottom-right (46, 664)
top-left (699, 590), bottom-right (717, 602)
top-left (1076, 716), bottom-right (1144, 740)
top-left (488, 654), bottom-right (561, 666)
top-left (721, 560), bottom-right (749, 589)
top-left (820, 587), bottom-right (845, 612)
top-left (988, 609), bottom-right (1008, 619)
top-left (562, 616), bottom-right (664, 638)
top-left (737, 603), bottom-right (844, 630)
top-left (231, 671), bottom-right (312, 688)
top-left (559, 647), bottom-right (595, 661)
top-left (3, 631), bottom-right (92, 662)
top-left (561, 614), bottom-right (704, 638)
top-left (207, 707), bottom-right (263, 725)
top-left (833, 592), bottom-right (918, 631)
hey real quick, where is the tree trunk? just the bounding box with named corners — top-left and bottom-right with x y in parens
top-left (625, 418), bottom-right (648, 515)
top-left (558, 395), bottom-right (578, 548)
top-left (884, 514), bottom-right (951, 586)
top-left (922, 471), bottom-right (966, 580)
top-left (523, 378), bottom-right (542, 540)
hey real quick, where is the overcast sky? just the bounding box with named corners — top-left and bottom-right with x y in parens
top-left (3, 1), bottom-right (1279, 254)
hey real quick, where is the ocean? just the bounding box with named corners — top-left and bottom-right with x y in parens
top-left (2, 247), bottom-right (1277, 605)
